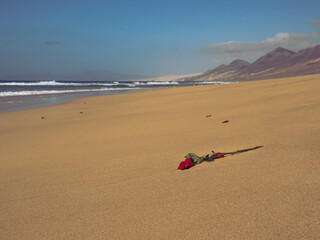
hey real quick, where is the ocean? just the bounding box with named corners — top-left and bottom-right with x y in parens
top-left (0, 80), bottom-right (236, 113)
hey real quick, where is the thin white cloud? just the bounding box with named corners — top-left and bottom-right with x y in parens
top-left (309, 19), bottom-right (320, 28)
top-left (199, 32), bottom-right (314, 60)
top-left (309, 19), bottom-right (320, 41)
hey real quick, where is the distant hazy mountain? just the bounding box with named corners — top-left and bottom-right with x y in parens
top-left (189, 44), bottom-right (320, 81)
top-left (0, 70), bottom-right (147, 81)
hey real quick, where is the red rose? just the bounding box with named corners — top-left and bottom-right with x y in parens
top-left (184, 158), bottom-right (194, 168)
top-left (178, 158), bottom-right (195, 170)
top-left (215, 152), bottom-right (224, 158)
top-left (178, 161), bottom-right (186, 170)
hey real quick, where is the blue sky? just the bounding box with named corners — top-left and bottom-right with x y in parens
top-left (1, 0), bottom-right (320, 77)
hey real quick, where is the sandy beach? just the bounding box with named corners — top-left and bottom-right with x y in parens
top-left (1, 74), bottom-right (320, 239)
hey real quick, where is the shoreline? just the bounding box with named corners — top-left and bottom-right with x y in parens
top-left (0, 88), bottom-right (146, 113)
top-left (1, 74), bottom-right (320, 239)
top-left (0, 79), bottom-right (234, 113)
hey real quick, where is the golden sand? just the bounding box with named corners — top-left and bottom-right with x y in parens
top-left (1, 74), bottom-right (320, 239)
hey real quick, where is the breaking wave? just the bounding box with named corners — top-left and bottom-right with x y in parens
top-left (0, 80), bottom-right (121, 86)
top-left (0, 88), bottom-right (139, 97)
top-left (133, 81), bottom-right (179, 85)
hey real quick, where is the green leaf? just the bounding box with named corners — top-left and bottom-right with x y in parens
top-left (185, 153), bottom-right (208, 165)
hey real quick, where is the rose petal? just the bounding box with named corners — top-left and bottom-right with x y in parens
top-left (178, 161), bottom-right (186, 170)
top-left (184, 158), bottom-right (194, 168)
top-left (215, 152), bottom-right (225, 158)
top-left (222, 120), bottom-right (229, 123)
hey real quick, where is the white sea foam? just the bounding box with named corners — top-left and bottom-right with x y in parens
top-left (0, 80), bottom-right (182, 86)
top-left (133, 81), bottom-right (179, 85)
top-left (0, 80), bottom-right (236, 87)
top-left (0, 80), bottom-right (121, 86)
top-left (0, 88), bottom-right (139, 97)
top-left (0, 80), bottom-right (238, 97)
top-left (0, 80), bottom-right (181, 87)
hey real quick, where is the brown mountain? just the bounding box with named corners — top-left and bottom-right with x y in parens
top-left (190, 44), bottom-right (320, 81)
top-left (249, 47), bottom-right (296, 71)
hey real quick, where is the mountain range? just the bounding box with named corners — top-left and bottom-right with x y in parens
top-left (188, 44), bottom-right (320, 82)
